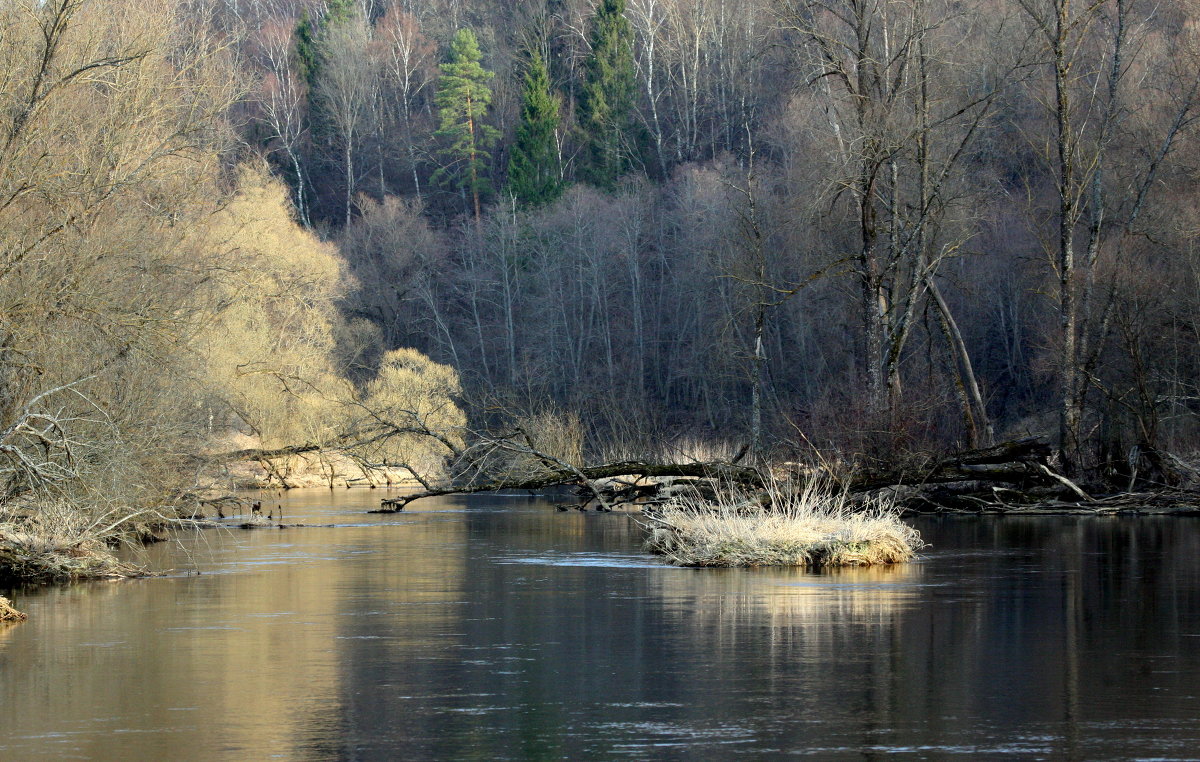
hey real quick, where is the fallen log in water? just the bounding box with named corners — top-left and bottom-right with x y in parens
top-left (371, 434), bottom-right (1200, 516)
top-left (849, 437), bottom-right (1056, 491)
top-left (373, 460), bottom-right (762, 511)
top-left (895, 490), bottom-right (1200, 516)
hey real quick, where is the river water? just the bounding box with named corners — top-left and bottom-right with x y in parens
top-left (1, 491), bottom-right (1198, 760)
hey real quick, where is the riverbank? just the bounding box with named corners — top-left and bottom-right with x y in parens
top-left (0, 526), bottom-right (147, 584)
top-left (0, 499), bottom-right (183, 586)
top-left (207, 434), bottom-right (421, 490)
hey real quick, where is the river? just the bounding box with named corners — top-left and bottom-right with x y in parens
top-left (1, 491), bottom-right (1198, 760)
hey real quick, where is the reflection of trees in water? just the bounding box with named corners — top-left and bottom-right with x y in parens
top-left (0, 509), bottom-right (472, 760)
top-left (4, 513), bottom-right (1198, 758)
top-left (893, 517), bottom-right (1200, 749)
top-left (641, 517), bottom-right (1200, 753)
top-left (970, 516), bottom-right (1200, 642)
top-left (300, 503), bottom-right (473, 754)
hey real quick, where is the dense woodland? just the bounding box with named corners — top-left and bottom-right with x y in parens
top-left (5, 0), bottom-right (1200, 518)
top-left (250, 0), bottom-right (1200, 482)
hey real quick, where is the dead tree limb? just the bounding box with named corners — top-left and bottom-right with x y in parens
top-left (375, 460), bottom-right (764, 512)
top-left (848, 437), bottom-right (1055, 492)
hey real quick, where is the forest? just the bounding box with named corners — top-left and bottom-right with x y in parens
top-left (245, 0), bottom-right (1200, 486)
top-left (4, 0), bottom-right (1200, 538)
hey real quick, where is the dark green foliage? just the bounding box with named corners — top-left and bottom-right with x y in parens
top-left (324, 0), bottom-right (356, 25)
top-left (507, 50), bottom-right (563, 207)
top-left (294, 0), bottom-right (356, 89)
top-left (295, 11), bottom-right (318, 90)
top-left (434, 28), bottom-right (499, 218)
top-left (578, 0), bottom-right (637, 189)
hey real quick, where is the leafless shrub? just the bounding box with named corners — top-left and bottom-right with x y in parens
top-left (0, 499), bottom-right (153, 583)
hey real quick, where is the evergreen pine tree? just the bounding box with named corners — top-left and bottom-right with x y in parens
top-left (507, 50), bottom-right (563, 207)
top-left (295, 11), bottom-right (318, 89)
top-left (578, 0), bottom-right (637, 189)
top-left (294, 0), bottom-right (356, 90)
top-left (433, 28), bottom-right (499, 221)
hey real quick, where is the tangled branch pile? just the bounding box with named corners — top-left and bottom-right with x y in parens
top-left (0, 502), bottom-right (148, 583)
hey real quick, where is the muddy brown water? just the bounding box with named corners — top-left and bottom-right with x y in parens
top-left (1, 490), bottom-right (1198, 760)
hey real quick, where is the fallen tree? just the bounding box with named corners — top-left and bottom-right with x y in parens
top-left (371, 432), bottom-right (1200, 516)
top-left (374, 459), bottom-right (761, 512)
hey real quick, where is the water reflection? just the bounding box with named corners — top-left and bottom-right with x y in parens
top-left (0, 498), bottom-right (1197, 760)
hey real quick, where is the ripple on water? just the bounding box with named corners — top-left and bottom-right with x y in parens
top-left (495, 552), bottom-right (675, 569)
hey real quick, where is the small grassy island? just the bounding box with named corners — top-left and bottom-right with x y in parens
top-left (642, 483), bottom-right (923, 568)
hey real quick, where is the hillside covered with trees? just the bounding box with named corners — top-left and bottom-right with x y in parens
top-left (244, 0), bottom-right (1200, 485)
top-left (5, 0), bottom-right (1200, 526)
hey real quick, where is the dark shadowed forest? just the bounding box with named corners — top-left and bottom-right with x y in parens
top-left (252, 0), bottom-right (1200, 482)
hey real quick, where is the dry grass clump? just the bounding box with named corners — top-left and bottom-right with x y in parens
top-left (0, 500), bottom-right (148, 583)
top-left (0, 595), bottom-right (26, 622)
top-left (643, 480), bottom-right (924, 568)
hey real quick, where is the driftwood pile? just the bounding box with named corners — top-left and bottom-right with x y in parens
top-left (853, 437), bottom-right (1200, 515)
top-left (0, 595), bottom-right (26, 623)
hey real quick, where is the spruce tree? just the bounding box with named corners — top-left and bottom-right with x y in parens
top-left (295, 0), bottom-right (356, 90)
top-left (578, 0), bottom-right (637, 189)
top-left (295, 11), bottom-right (318, 89)
top-left (433, 29), bottom-right (499, 221)
top-left (507, 50), bottom-right (563, 207)
top-left (293, 0), bottom-right (359, 225)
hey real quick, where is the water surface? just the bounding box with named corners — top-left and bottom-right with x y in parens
top-left (1, 491), bottom-right (1198, 760)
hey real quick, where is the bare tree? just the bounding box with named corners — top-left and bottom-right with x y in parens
top-left (252, 17), bottom-right (314, 226)
top-left (778, 0), bottom-right (1012, 445)
top-left (376, 7), bottom-right (437, 201)
top-left (314, 14), bottom-right (381, 225)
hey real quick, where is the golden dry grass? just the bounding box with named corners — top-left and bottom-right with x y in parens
top-left (643, 479), bottom-right (924, 568)
top-left (0, 595), bottom-right (25, 622)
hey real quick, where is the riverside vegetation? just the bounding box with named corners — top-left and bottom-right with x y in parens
top-left (0, 1), bottom-right (463, 588)
top-left (8, 0), bottom-right (1200, 599)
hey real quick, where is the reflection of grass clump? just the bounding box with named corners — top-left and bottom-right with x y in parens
top-left (643, 481), bottom-right (924, 568)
